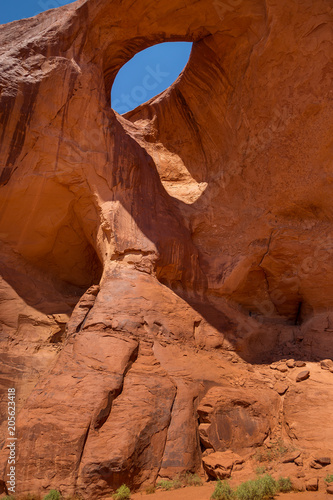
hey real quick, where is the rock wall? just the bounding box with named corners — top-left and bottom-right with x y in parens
top-left (0, 0), bottom-right (333, 496)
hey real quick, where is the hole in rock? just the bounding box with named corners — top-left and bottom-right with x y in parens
top-left (111, 42), bottom-right (192, 114)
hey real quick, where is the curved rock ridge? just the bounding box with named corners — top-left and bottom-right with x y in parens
top-left (0, 0), bottom-right (333, 496)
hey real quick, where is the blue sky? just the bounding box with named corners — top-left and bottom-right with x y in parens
top-left (0, 0), bottom-right (76, 24)
top-left (111, 42), bottom-right (192, 114)
top-left (1, 1), bottom-right (192, 114)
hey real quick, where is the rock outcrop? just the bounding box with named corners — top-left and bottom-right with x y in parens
top-left (1, 0), bottom-right (333, 497)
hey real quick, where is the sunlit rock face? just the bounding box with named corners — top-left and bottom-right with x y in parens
top-left (0, 0), bottom-right (333, 496)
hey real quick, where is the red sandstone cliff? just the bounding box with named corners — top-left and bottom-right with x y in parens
top-left (0, 0), bottom-right (333, 497)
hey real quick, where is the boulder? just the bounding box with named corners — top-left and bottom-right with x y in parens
top-left (321, 359), bottom-right (333, 371)
top-left (284, 383), bottom-right (333, 456)
top-left (282, 450), bottom-right (301, 463)
top-left (202, 451), bottom-right (244, 480)
top-left (314, 456), bottom-right (331, 466)
top-left (197, 386), bottom-right (279, 452)
top-left (310, 461), bottom-right (322, 469)
top-left (306, 478), bottom-right (318, 491)
top-left (274, 381), bottom-right (289, 395)
top-left (291, 478), bottom-right (305, 491)
top-left (286, 359), bottom-right (296, 368)
top-left (199, 423), bottom-right (214, 450)
top-left (277, 363), bottom-right (289, 373)
top-left (296, 370), bottom-right (310, 382)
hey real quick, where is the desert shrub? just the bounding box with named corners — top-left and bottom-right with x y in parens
top-left (255, 466), bottom-right (266, 476)
top-left (258, 475), bottom-right (277, 497)
top-left (156, 472), bottom-right (202, 490)
top-left (236, 475), bottom-right (277, 500)
top-left (171, 478), bottom-right (182, 489)
top-left (182, 472), bottom-right (203, 486)
top-left (276, 439), bottom-right (288, 455)
top-left (145, 485), bottom-right (156, 494)
top-left (326, 474), bottom-right (333, 483)
top-left (254, 450), bottom-right (273, 463)
top-left (157, 478), bottom-right (182, 490)
top-left (237, 478), bottom-right (265, 500)
top-left (211, 480), bottom-right (235, 500)
top-left (43, 491), bottom-right (61, 500)
top-left (277, 477), bottom-right (292, 492)
top-left (254, 440), bottom-right (289, 463)
top-left (112, 484), bottom-right (130, 500)
top-left (3, 496), bottom-right (15, 500)
top-left (236, 480), bottom-right (258, 500)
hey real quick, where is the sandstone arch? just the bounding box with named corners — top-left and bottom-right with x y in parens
top-left (0, 0), bottom-right (333, 496)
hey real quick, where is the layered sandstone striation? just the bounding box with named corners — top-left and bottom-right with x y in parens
top-left (0, 0), bottom-right (333, 496)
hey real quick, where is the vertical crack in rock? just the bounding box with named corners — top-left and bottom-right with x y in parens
top-left (66, 285), bottom-right (100, 335)
top-left (258, 230), bottom-right (274, 268)
top-left (74, 421), bottom-right (91, 489)
top-left (258, 230), bottom-right (275, 311)
top-left (294, 301), bottom-right (303, 325)
top-left (157, 382), bottom-right (178, 479)
top-left (93, 390), bottom-right (120, 430)
top-left (123, 341), bottom-right (140, 375)
top-left (92, 341), bottom-right (139, 430)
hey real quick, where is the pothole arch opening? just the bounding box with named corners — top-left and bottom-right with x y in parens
top-left (111, 41), bottom-right (192, 115)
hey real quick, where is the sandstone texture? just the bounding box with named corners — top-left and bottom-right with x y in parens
top-left (0, 0), bottom-right (333, 497)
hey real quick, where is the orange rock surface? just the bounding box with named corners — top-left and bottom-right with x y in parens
top-left (0, 0), bottom-right (333, 497)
